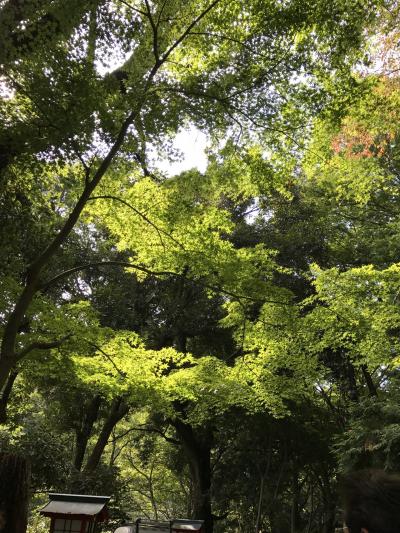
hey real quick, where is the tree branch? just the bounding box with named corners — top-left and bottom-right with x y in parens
top-left (161, 0), bottom-right (223, 64)
top-left (116, 0), bottom-right (146, 16)
top-left (86, 341), bottom-right (127, 378)
top-left (156, 0), bottom-right (169, 26)
top-left (42, 260), bottom-right (290, 306)
top-left (129, 424), bottom-right (180, 445)
top-left (16, 334), bottom-right (72, 360)
top-left (144, 0), bottom-right (160, 62)
top-left (188, 31), bottom-right (257, 55)
top-left (88, 195), bottom-right (185, 250)
top-left (41, 261), bottom-right (178, 291)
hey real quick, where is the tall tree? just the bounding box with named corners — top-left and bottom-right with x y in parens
top-left (0, 0), bottom-right (378, 392)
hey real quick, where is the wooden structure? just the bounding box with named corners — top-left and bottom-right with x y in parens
top-left (171, 519), bottom-right (204, 532)
top-left (114, 518), bottom-right (204, 533)
top-left (40, 493), bottom-right (110, 533)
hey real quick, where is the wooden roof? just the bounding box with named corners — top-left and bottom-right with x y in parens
top-left (40, 493), bottom-right (110, 518)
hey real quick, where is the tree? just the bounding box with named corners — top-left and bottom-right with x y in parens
top-left (2, 2), bottom-right (396, 532)
top-left (0, 454), bottom-right (30, 533)
top-left (0, 0), bottom-right (379, 392)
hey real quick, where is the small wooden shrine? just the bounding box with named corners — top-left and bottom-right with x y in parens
top-left (40, 493), bottom-right (110, 533)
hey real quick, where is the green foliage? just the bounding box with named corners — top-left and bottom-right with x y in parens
top-left (335, 379), bottom-right (400, 472)
top-left (3, 1), bottom-right (400, 532)
top-left (302, 264), bottom-right (400, 368)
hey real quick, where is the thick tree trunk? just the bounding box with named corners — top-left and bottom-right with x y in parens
top-left (0, 369), bottom-right (18, 424)
top-left (0, 453), bottom-right (30, 533)
top-left (173, 420), bottom-right (213, 533)
top-left (84, 397), bottom-right (129, 473)
top-left (74, 395), bottom-right (102, 471)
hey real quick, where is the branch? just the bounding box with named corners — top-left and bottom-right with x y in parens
top-left (161, 83), bottom-right (306, 151)
top-left (316, 384), bottom-right (346, 430)
top-left (188, 31), bottom-right (257, 55)
top-left (126, 457), bottom-right (151, 479)
top-left (116, 0), bottom-right (147, 16)
top-left (86, 341), bottom-right (127, 377)
top-left (71, 140), bottom-right (91, 182)
top-left (41, 261), bottom-right (178, 290)
top-left (156, 0), bottom-right (169, 26)
top-left (133, 151), bottom-right (161, 181)
top-left (110, 426), bottom-right (139, 442)
top-left (144, 0), bottom-right (160, 62)
top-left (88, 195), bottom-right (185, 250)
top-left (132, 115), bottom-right (164, 182)
top-left (161, 0), bottom-right (223, 64)
top-left (192, 278), bottom-right (291, 306)
top-left (129, 424), bottom-right (180, 445)
top-left (42, 260), bottom-right (290, 306)
top-left (162, 84), bottom-right (313, 158)
top-left (16, 334), bottom-right (72, 360)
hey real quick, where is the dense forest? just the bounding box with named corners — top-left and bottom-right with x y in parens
top-left (1, 0), bottom-right (400, 532)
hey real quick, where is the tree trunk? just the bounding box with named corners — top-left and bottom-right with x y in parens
top-left (361, 365), bottom-right (378, 397)
top-left (321, 500), bottom-right (336, 533)
top-left (84, 397), bottom-right (129, 473)
top-left (175, 332), bottom-right (187, 353)
top-left (0, 370), bottom-right (18, 424)
top-left (0, 453), bottom-right (30, 533)
top-left (290, 476), bottom-right (300, 533)
top-left (173, 420), bottom-right (213, 533)
top-left (346, 358), bottom-right (359, 402)
top-left (74, 395), bottom-right (102, 471)
top-left (255, 474), bottom-right (265, 533)
top-left (320, 471), bottom-right (337, 533)
top-left (255, 439), bottom-right (272, 533)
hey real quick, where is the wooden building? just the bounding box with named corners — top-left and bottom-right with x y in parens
top-left (40, 493), bottom-right (110, 533)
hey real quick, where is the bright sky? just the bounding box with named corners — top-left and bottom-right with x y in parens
top-left (156, 125), bottom-right (209, 176)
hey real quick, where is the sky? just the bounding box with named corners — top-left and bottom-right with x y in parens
top-left (156, 125), bottom-right (209, 176)
top-left (96, 39), bottom-right (210, 178)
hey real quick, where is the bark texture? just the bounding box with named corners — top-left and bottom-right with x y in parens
top-left (74, 394), bottom-right (102, 471)
top-left (173, 420), bottom-right (213, 533)
top-left (84, 396), bottom-right (129, 473)
top-left (0, 453), bottom-right (30, 533)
